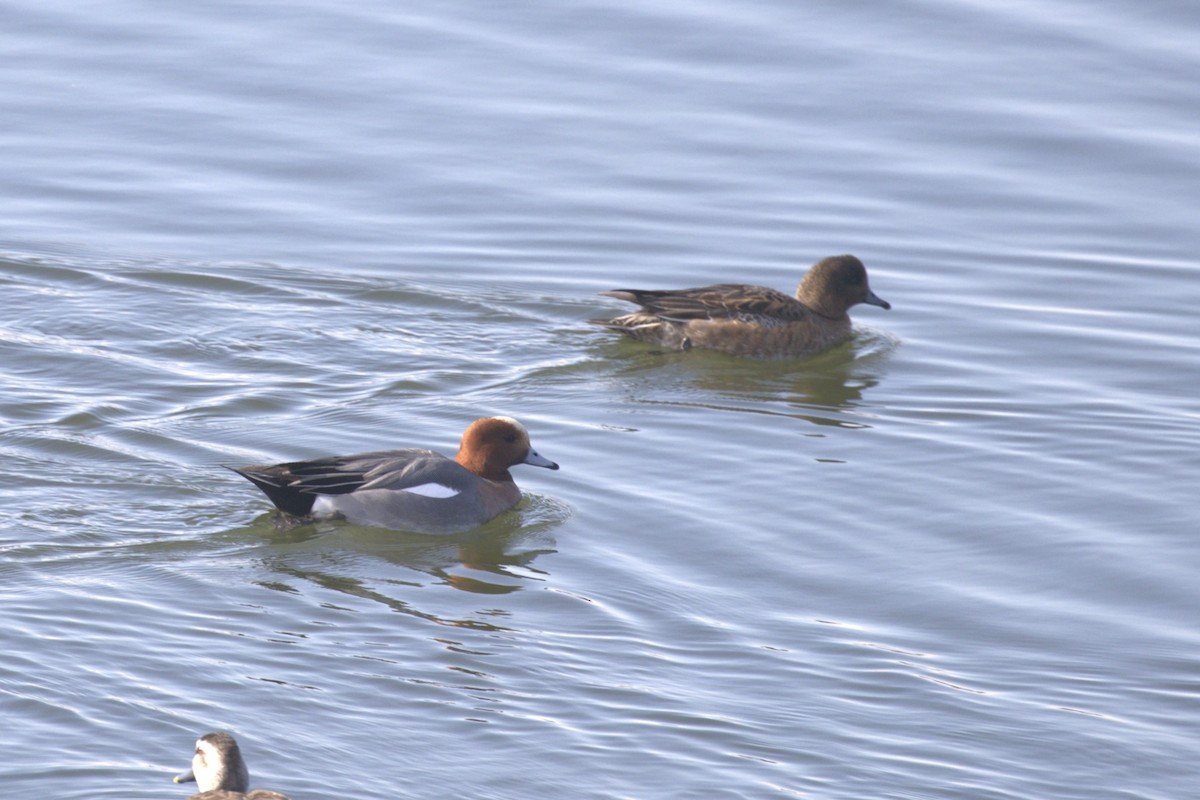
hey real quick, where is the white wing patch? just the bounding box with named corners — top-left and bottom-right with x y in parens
top-left (400, 482), bottom-right (461, 498)
top-left (311, 483), bottom-right (462, 518)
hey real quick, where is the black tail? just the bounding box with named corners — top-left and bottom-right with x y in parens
top-left (227, 465), bottom-right (317, 517)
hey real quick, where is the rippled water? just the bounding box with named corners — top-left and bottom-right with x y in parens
top-left (2, 1), bottom-right (1199, 799)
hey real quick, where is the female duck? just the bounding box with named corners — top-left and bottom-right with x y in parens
top-left (231, 416), bottom-right (559, 533)
top-left (173, 732), bottom-right (289, 800)
top-left (591, 254), bottom-right (890, 358)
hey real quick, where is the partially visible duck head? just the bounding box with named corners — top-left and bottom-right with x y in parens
top-left (174, 732), bottom-right (250, 793)
top-left (797, 255), bottom-right (890, 319)
top-left (455, 416), bottom-right (559, 482)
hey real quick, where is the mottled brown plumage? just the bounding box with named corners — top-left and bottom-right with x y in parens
top-left (591, 254), bottom-right (890, 358)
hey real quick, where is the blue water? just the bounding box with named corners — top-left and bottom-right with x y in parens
top-left (2, 1), bottom-right (1198, 798)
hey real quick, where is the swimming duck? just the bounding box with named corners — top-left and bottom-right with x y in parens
top-left (591, 254), bottom-right (890, 358)
top-left (173, 732), bottom-right (289, 800)
top-left (231, 416), bottom-right (559, 533)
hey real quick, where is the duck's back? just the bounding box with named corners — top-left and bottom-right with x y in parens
top-left (600, 283), bottom-right (807, 323)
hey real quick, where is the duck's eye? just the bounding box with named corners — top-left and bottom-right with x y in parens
top-left (845, 274), bottom-right (862, 286)
top-left (504, 433), bottom-right (517, 443)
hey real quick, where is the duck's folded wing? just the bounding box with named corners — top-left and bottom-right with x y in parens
top-left (601, 284), bottom-right (807, 323)
top-left (232, 449), bottom-right (460, 516)
top-left (356, 452), bottom-right (476, 497)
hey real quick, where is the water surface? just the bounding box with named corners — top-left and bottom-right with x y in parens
top-left (2, 1), bottom-right (1198, 798)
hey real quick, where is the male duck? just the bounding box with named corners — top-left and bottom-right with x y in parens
top-left (591, 254), bottom-right (890, 358)
top-left (173, 731), bottom-right (289, 800)
top-left (231, 416), bottom-right (559, 533)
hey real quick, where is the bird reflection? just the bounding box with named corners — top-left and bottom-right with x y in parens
top-left (243, 495), bottom-right (566, 625)
top-left (602, 328), bottom-right (898, 427)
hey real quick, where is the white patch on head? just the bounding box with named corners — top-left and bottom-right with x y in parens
top-left (192, 739), bottom-right (217, 790)
top-left (400, 482), bottom-right (461, 498)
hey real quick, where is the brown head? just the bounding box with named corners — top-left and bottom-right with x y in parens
top-left (795, 255), bottom-right (890, 319)
top-left (454, 416), bottom-right (559, 482)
